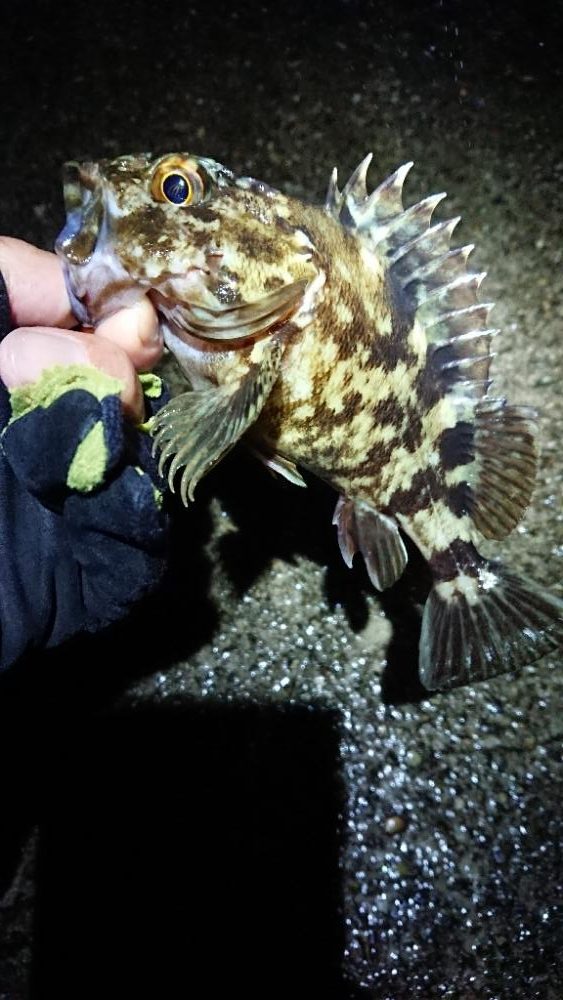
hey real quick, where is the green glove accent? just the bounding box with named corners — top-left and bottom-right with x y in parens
top-left (9, 364), bottom-right (123, 422)
top-left (67, 421), bottom-right (108, 492)
top-left (136, 373), bottom-right (166, 434)
top-left (138, 372), bottom-right (164, 399)
top-left (133, 464), bottom-right (164, 509)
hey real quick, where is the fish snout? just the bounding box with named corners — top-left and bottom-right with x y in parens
top-left (56, 161), bottom-right (105, 267)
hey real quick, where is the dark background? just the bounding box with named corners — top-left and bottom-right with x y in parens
top-left (3, 0), bottom-right (563, 247)
top-left (1, 1), bottom-right (563, 997)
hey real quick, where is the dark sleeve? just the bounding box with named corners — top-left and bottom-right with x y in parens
top-left (0, 272), bottom-right (13, 337)
top-left (0, 268), bottom-right (169, 670)
top-left (0, 273), bottom-right (13, 428)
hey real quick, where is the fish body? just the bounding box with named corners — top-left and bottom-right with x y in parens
top-left (56, 151), bottom-right (563, 689)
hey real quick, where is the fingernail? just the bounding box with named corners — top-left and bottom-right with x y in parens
top-left (0, 328), bottom-right (90, 388)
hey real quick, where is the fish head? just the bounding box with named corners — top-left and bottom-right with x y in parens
top-left (56, 152), bottom-right (320, 345)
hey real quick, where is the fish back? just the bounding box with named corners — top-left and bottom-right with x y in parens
top-left (325, 157), bottom-right (562, 687)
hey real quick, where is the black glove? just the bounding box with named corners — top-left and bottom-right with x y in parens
top-left (0, 274), bottom-right (169, 670)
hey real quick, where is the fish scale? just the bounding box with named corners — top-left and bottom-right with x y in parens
top-left (56, 150), bottom-right (563, 691)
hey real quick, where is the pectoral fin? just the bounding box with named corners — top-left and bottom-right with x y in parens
top-left (152, 339), bottom-right (284, 503)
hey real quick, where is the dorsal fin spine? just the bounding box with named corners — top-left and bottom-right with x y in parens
top-left (326, 156), bottom-right (540, 546)
top-left (406, 244), bottom-right (474, 285)
top-left (425, 302), bottom-right (495, 329)
top-left (325, 167), bottom-right (341, 213)
top-left (435, 328), bottom-right (500, 350)
top-left (340, 153), bottom-right (373, 205)
top-left (388, 217), bottom-right (461, 265)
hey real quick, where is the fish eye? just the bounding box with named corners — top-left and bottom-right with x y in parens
top-left (162, 171), bottom-right (192, 204)
top-left (151, 158), bottom-right (204, 206)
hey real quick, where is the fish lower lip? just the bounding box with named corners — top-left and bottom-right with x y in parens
top-left (61, 268), bottom-right (92, 326)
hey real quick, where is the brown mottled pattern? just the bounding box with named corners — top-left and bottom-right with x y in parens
top-left (60, 150), bottom-right (483, 572)
top-left (429, 540), bottom-right (484, 581)
top-left (252, 201), bottom-right (451, 525)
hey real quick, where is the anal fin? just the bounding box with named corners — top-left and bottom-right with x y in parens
top-left (152, 339), bottom-right (283, 503)
top-left (333, 497), bottom-right (408, 591)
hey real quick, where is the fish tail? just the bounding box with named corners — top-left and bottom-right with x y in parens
top-left (420, 544), bottom-right (563, 690)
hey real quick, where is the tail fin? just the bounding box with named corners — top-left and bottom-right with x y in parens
top-left (419, 562), bottom-right (563, 690)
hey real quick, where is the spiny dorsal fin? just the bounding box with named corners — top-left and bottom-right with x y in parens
top-left (326, 157), bottom-right (413, 234)
top-left (326, 156), bottom-right (497, 401)
top-left (328, 158), bottom-right (540, 544)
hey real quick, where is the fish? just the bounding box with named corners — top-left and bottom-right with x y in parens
top-left (55, 151), bottom-right (563, 690)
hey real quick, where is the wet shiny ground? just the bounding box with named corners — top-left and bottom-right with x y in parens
top-left (1, 1), bottom-right (562, 996)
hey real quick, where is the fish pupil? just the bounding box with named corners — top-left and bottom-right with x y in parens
top-left (162, 172), bottom-right (190, 204)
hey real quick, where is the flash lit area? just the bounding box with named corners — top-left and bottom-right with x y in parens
top-left (0, 1), bottom-right (562, 998)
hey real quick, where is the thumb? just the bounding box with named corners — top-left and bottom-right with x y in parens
top-left (0, 326), bottom-right (144, 422)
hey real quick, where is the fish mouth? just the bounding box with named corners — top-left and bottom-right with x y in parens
top-left (55, 159), bottom-right (309, 342)
top-left (152, 278), bottom-right (309, 346)
top-left (55, 161), bottom-right (105, 266)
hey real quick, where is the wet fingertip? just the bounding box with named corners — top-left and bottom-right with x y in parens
top-left (95, 298), bottom-right (163, 371)
top-left (0, 327), bottom-right (89, 387)
top-left (81, 335), bottom-right (145, 421)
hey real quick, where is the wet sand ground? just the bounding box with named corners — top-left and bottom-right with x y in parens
top-left (1, 1), bottom-right (562, 996)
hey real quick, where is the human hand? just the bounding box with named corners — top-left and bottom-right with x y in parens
top-left (0, 237), bottom-right (163, 419)
top-left (0, 237), bottom-right (169, 671)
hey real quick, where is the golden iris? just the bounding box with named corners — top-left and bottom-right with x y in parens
top-left (151, 157), bottom-right (204, 206)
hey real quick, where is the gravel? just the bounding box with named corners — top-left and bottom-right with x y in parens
top-left (1, 1), bottom-right (561, 996)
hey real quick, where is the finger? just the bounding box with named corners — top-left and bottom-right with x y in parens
top-left (0, 327), bottom-right (144, 422)
top-left (0, 238), bottom-right (75, 329)
top-left (95, 296), bottom-right (164, 371)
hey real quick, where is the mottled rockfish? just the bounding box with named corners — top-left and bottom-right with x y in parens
top-left (56, 151), bottom-right (563, 689)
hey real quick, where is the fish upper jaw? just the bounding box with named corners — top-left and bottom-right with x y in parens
top-left (56, 161), bottom-right (108, 266)
top-left (55, 160), bottom-right (136, 326)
